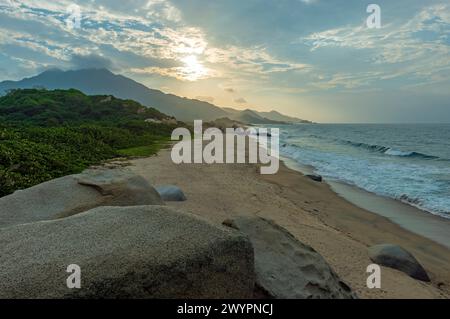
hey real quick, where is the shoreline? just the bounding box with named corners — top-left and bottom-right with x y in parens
top-left (281, 155), bottom-right (450, 250)
top-left (129, 149), bottom-right (450, 298)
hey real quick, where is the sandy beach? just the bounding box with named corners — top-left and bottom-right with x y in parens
top-left (128, 148), bottom-right (450, 299)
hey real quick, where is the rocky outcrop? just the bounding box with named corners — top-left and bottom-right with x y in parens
top-left (223, 216), bottom-right (356, 299)
top-left (0, 168), bottom-right (163, 228)
top-left (156, 185), bottom-right (187, 202)
top-left (368, 244), bottom-right (430, 282)
top-left (0, 205), bottom-right (255, 299)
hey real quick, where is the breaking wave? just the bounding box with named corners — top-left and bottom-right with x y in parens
top-left (343, 140), bottom-right (441, 160)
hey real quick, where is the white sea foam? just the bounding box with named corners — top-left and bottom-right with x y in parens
top-left (384, 148), bottom-right (413, 157)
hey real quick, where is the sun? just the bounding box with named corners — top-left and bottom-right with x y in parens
top-left (180, 55), bottom-right (208, 81)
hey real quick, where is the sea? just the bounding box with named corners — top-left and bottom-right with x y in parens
top-left (275, 123), bottom-right (450, 219)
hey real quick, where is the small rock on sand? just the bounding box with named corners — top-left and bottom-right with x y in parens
top-left (156, 185), bottom-right (187, 202)
top-left (306, 174), bottom-right (323, 182)
top-left (368, 244), bottom-right (430, 282)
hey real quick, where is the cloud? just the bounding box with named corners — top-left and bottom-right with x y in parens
top-left (205, 46), bottom-right (310, 76)
top-left (1, 0), bottom-right (450, 123)
top-left (0, 0), bottom-right (210, 80)
top-left (234, 97), bottom-right (247, 104)
top-left (0, 0), bottom-right (310, 84)
top-left (300, 3), bottom-right (450, 89)
top-left (70, 53), bottom-right (113, 70)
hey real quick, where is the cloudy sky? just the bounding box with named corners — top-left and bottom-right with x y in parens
top-left (0, 0), bottom-right (449, 123)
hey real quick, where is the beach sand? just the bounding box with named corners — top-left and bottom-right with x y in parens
top-left (128, 148), bottom-right (450, 299)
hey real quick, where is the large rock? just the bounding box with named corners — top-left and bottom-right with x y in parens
top-left (0, 168), bottom-right (163, 228)
top-left (368, 244), bottom-right (430, 282)
top-left (0, 205), bottom-right (255, 299)
top-left (223, 216), bottom-right (356, 299)
top-left (156, 185), bottom-right (187, 202)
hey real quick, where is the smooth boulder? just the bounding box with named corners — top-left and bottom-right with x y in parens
top-left (156, 185), bottom-right (187, 202)
top-left (223, 216), bottom-right (356, 299)
top-left (368, 244), bottom-right (430, 282)
top-left (0, 205), bottom-right (255, 299)
top-left (0, 168), bottom-right (163, 228)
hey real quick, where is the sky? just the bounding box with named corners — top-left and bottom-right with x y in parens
top-left (0, 0), bottom-right (449, 123)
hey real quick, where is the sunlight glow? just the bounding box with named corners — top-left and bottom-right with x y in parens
top-left (179, 55), bottom-right (208, 81)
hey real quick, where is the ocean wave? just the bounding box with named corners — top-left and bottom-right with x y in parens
top-left (398, 194), bottom-right (423, 206)
top-left (279, 141), bottom-right (450, 218)
top-left (343, 140), bottom-right (440, 160)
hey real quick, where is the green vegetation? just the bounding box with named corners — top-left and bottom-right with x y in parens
top-left (0, 88), bottom-right (169, 125)
top-left (0, 89), bottom-right (179, 197)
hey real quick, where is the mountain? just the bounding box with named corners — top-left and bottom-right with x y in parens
top-left (222, 107), bottom-right (241, 116)
top-left (258, 110), bottom-right (312, 123)
top-left (0, 68), bottom-right (312, 124)
top-left (222, 108), bottom-right (311, 124)
top-left (0, 69), bottom-right (228, 122)
top-left (223, 107), bottom-right (310, 124)
top-left (227, 109), bottom-right (280, 124)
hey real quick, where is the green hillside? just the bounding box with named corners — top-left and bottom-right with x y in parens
top-left (0, 89), bottom-right (179, 197)
top-left (0, 88), bottom-right (170, 125)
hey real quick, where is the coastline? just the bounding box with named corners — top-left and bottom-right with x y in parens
top-left (281, 155), bottom-right (450, 250)
top-left (129, 149), bottom-right (450, 299)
